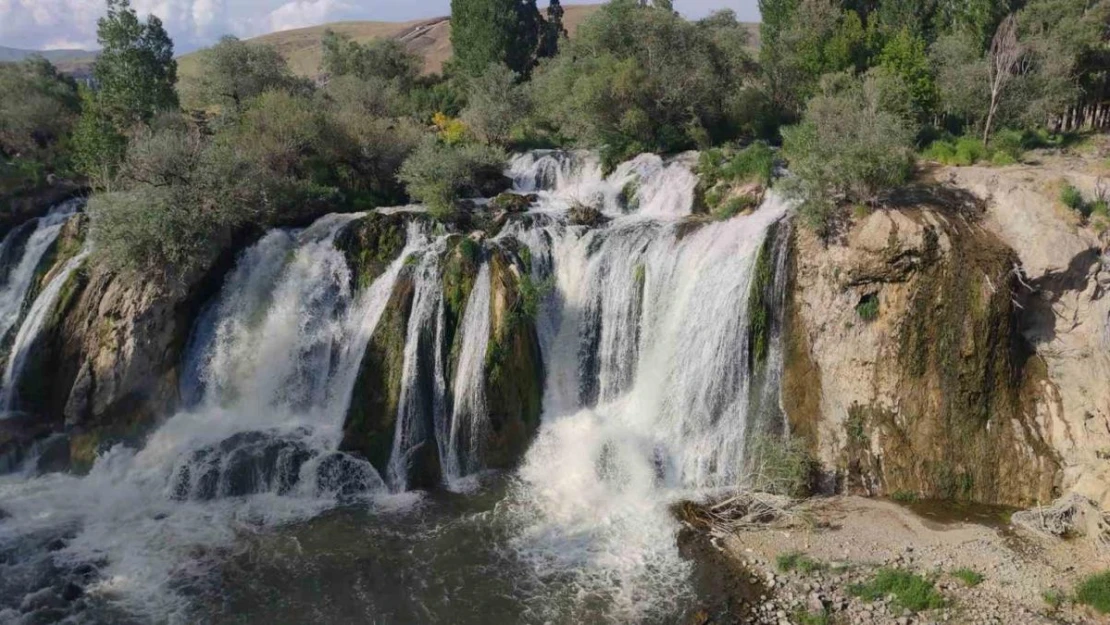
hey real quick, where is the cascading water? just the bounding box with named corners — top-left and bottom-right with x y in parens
top-left (0, 199), bottom-right (82, 355)
top-left (0, 150), bottom-right (792, 625)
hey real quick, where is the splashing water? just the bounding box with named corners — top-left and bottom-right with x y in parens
top-left (0, 199), bottom-right (81, 355)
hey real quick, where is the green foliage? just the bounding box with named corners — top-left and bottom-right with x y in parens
top-left (777, 552), bottom-right (826, 574)
top-left (182, 36), bottom-right (305, 113)
top-left (714, 195), bottom-right (759, 221)
top-left (952, 568), bottom-right (985, 587)
top-left (795, 609), bottom-right (833, 625)
top-left (321, 30), bottom-right (422, 87)
top-left (461, 64), bottom-right (529, 146)
top-left (850, 569), bottom-right (946, 613)
top-left (747, 432), bottom-right (817, 497)
top-left (877, 28), bottom-right (938, 122)
top-left (0, 57), bottom-right (80, 160)
top-left (1042, 588), bottom-right (1067, 609)
top-left (449, 0), bottom-right (560, 77)
top-left (71, 91), bottom-right (128, 191)
top-left (1075, 570), bottom-right (1110, 614)
top-left (856, 293), bottom-right (880, 322)
top-left (92, 0), bottom-right (178, 126)
top-left (529, 0), bottom-right (759, 164)
top-left (891, 490), bottom-right (919, 503)
top-left (1060, 184), bottom-right (1085, 212)
top-left (781, 71), bottom-right (916, 235)
top-left (397, 138), bottom-right (506, 219)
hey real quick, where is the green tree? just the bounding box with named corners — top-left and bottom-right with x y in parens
top-left (71, 89), bottom-right (128, 190)
top-left (92, 0), bottom-right (178, 125)
top-left (782, 70), bottom-right (916, 235)
top-left (321, 30), bottom-right (422, 86)
top-left (0, 57), bottom-right (80, 159)
top-left (877, 27), bottom-right (939, 123)
top-left (450, 0), bottom-right (555, 76)
top-left (184, 36), bottom-right (304, 113)
top-left (398, 137), bottom-right (507, 218)
top-left (461, 63), bottom-right (529, 145)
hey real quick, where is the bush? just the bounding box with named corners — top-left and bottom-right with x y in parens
top-left (397, 138), bottom-right (507, 219)
top-left (953, 136), bottom-right (985, 166)
top-left (1043, 588), bottom-right (1067, 609)
top-left (891, 490), bottom-right (918, 503)
top-left (850, 569), bottom-right (946, 613)
top-left (952, 568), bottom-right (984, 587)
top-left (1075, 571), bottom-right (1110, 614)
top-left (747, 433), bottom-right (817, 498)
top-left (782, 71), bottom-right (915, 235)
top-left (0, 57), bottom-right (80, 161)
top-left (461, 63), bottom-right (529, 146)
top-left (856, 293), bottom-right (880, 322)
top-left (181, 36), bottom-right (306, 113)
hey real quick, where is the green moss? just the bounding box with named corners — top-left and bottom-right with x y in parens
top-left (334, 213), bottom-right (408, 291)
top-left (619, 179), bottom-right (640, 212)
top-left (856, 293), bottom-right (879, 322)
top-left (1075, 571), bottom-right (1110, 614)
top-left (747, 227), bottom-right (776, 366)
top-left (850, 569), bottom-right (945, 613)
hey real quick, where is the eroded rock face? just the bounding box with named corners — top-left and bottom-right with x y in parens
top-left (948, 166), bottom-right (1110, 510)
top-left (785, 203), bottom-right (1060, 506)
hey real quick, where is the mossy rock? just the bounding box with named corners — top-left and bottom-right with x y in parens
top-left (334, 212), bottom-right (413, 291)
top-left (490, 193), bottom-right (537, 214)
top-left (339, 275), bottom-right (416, 476)
top-left (568, 203), bottom-right (610, 228)
top-left (481, 250), bottom-right (545, 469)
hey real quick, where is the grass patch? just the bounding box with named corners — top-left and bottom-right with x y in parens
top-left (891, 490), bottom-right (919, 503)
top-left (1075, 570), bottom-right (1110, 614)
top-left (795, 608), bottom-right (833, 625)
top-left (856, 293), bottom-right (879, 322)
top-left (951, 568), bottom-right (984, 587)
top-left (777, 551), bottom-right (826, 574)
top-left (1061, 184), bottom-right (1086, 213)
top-left (1043, 588), bottom-right (1066, 610)
top-left (849, 569), bottom-right (946, 613)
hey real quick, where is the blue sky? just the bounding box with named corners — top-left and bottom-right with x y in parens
top-left (0, 0), bottom-right (761, 53)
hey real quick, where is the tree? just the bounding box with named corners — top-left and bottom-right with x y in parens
top-left (450, 0), bottom-right (556, 76)
top-left (184, 36), bottom-right (304, 113)
top-left (397, 137), bottom-right (506, 218)
top-left (782, 71), bottom-right (916, 235)
top-left (321, 30), bottom-right (422, 86)
top-left (983, 15), bottom-right (1025, 145)
top-left (461, 64), bottom-right (529, 145)
top-left (92, 0), bottom-right (178, 125)
top-left (877, 27), bottom-right (939, 123)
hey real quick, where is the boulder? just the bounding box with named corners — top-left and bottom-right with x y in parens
top-left (568, 203), bottom-right (610, 228)
top-left (169, 431), bottom-right (315, 501)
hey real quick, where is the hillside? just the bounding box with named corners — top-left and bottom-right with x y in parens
top-left (0, 46), bottom-right (93, 64)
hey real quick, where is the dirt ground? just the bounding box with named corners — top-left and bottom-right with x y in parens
top-left (703, 496), bottom-right (1109, 625)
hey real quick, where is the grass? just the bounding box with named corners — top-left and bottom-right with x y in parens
top-left (777, 551), bottom-right (826, 575)
top-left (951, 568), bottom-right (984, 587)
top-left (856, 294), bottom-right (879, 322)
top-left (1061, 184), bottom-right (1086, 213)
top-left (1043, 588), bottom-right (1067, 610)
top-left (1075, 570), bottom-right (1110, 614)
top-left (891, 490), bottom-right (919, 503)
top-left (849, 569), bottom-right (946, 613)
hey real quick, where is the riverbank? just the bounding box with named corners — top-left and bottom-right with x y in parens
top-left (686, 495), bottom-right (1109, 625)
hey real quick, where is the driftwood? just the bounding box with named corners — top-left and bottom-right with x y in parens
top-left (1012, 493), bottom-right (1110, 552)
top-left (675, 491), bottom-right (806, 537)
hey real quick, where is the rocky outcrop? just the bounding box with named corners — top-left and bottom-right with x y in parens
top-left (0, 180), bottom-right (84, 240)
top-left (785, 195), bottom-right (1060, 506)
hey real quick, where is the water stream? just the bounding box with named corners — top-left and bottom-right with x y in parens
top-left (0, 152), bottom-right (791, 625)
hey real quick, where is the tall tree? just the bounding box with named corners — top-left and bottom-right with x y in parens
top-left (983, 14), bottom-right (1025, 144)
top-left (92, 0), bottom-right (178, 125)
top-left (450, 0), bottom-right (555, 76)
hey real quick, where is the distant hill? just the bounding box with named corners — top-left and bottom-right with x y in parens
top-left (0, 45), bottom-right (94, 64)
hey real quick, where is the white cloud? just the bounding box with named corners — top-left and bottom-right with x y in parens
top-left (258, 0), bottom-right (345, 35)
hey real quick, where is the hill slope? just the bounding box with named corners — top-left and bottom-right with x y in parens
top-left (0, 46), bottom-right (94, 64)
top-left (178, 5), bottom-right (604, 81)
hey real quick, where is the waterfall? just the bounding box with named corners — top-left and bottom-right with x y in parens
top-left (0, 247), bottom-right (89, 412)
top-left (0, 199), bottom-right (81, 351)
top-left (444, 263), bottom-right (492, 484)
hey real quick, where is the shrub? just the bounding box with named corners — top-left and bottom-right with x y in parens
top-left (990, 128), bottom-right (1025, 162)
top-left (921, 139), bottom-right (957, 164)
top-left (781, 71), bottom-right (915, 236)
top-left (1075, 570), bottom-right (1110, 614)
top-left (795, 609), bottom-right (832, 625)
top-left (747, 433), bottom-right (817, 498)
top-left (723, 141), bottom-right (776, 187)
top-left (321, 30), bottom-right (421, 86)
top-left (952, 568), bottom-right (984, 587)
top-left (397, 138), bottom-right (507, 219)
top-left (856, 294), bottom-right (880, 322)
top-left (953, 137), bottom-right (985, 166)
top-left (850, 569), bottom-right (946, 613)
top-left (891, 490), bottom-right (918, 503)
top-left (713, 195), bottom-right (759, 221)
top-left (1060, 184), bottom-right (1086, 213)
top-left (181, 36), bottom-right (305, 113)
top-left (777, 552), bottom-right (826, 574)
top-left (461, 63), bottom-right (530, 147)
top-left (0, 57), bottom-right (80, 161)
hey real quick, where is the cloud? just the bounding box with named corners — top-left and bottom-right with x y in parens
top-left (0, 0), bottom-right (762, 53)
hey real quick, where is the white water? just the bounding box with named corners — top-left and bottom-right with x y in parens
top-left (0, 215), bottom-right (430, 621)
top-left (0, 199), bottom-right (81, 351)
top-left (445, 263), bottom-right (492, 485)
top-left (0, 247), bottom-right (89, 412)
top-left (0, 151), bottom-right (790, 624)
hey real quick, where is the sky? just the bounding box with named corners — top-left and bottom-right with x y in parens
top-left (0, 0), bottom-right (762, 53)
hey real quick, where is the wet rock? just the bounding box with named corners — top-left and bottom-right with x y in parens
top-left (314, 452), bottom-right (385, 498)
top-left (170, 431), bottom-right (315, 500)
top-left (33, 434), bottom-right (70, 475)
top-left (489, 193), bottom-right (536, 214)
top-left (19, 588), bottom-right (64, 613)
top-left (59, 583), bottom-right (82, 602)
top-left (567, 203), bottom-right (610, 228)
